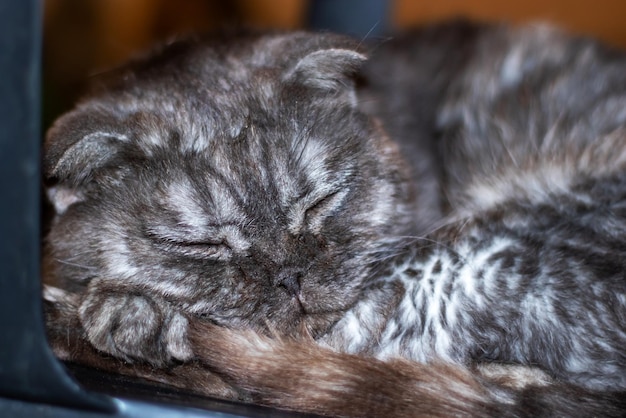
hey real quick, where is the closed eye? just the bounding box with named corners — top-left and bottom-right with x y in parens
top-left (148, 234), bottom-right (232, 259)
top-left (175, 240), bottom-right (229, 255)
top-left (303, 189), bottom-right (349, 234)
top-left (305, 191), bottom-right (340, 219)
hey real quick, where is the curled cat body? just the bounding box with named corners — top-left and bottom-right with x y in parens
top-left (43, 21), bottom-right (626, 417)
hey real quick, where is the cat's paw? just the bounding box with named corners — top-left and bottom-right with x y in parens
top-left (79, 281), bottom-right (193, 366)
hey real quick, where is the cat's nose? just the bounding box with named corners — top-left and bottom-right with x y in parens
top-left (274, 267), bottom-right (302, 297)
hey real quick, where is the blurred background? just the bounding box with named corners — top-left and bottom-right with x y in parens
top-left (44, 0), bottom-right (626, 129)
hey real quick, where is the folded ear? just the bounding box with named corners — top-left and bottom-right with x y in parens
top-left (43, 106), bottom-right (130, 213)
top-left (44, 106), bottom-right (130, 184)
top-left (285, 48), bottom-right (367, 102)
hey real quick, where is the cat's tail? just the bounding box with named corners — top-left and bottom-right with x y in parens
top-left (42, 286), bottom-right (626, 417)
top-left (188, 321), bottom-right (626, 418)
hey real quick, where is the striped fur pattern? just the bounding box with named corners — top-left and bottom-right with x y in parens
top-left (43, 30), bottom-right (416, 366)
top-left (43, 22), bottom-right (626, 416)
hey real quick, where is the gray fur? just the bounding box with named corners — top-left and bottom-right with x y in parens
top-left (43, 22), bottom-right (626, 416)
top-left (326, 21), bottom-right (626, 392)
top-left (44, 30), bottom-right (414, 364)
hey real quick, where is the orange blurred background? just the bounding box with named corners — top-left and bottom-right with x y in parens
top-left (43, 0), bottom-right (626, 128)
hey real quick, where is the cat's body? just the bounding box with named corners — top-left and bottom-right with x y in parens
top-left (43, 21), bottom-right (626, 416)
top-left (327, 22), bottom-right (626, 391)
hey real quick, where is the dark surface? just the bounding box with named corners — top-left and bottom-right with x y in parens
top-left (0, 395), bottom-right (290, 418)
top-left (0, 0), bottom-right (113, 412)
top-left (308, 0), bottom-right (390, 38)
top-left (65, 362), bottom-right (316, 418)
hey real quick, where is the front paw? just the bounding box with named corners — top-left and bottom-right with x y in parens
top-left (79, 282), bottom-right (192, 366)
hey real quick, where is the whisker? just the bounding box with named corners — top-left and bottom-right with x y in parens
top-left (54, 258), bottom-right (97, 271)
top-left (357, 21), bottom-right (381, 49)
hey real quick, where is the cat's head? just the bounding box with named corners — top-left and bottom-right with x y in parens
top-left (43, 31), bottom-right (413, 338)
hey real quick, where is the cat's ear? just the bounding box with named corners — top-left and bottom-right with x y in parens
top-left (43, 106), bottom-right (129, 213)
top-left (44, 107), bottom-right (129, 184)
top-left (286, 48), bottom-right (367, 102)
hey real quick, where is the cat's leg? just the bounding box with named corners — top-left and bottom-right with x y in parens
top-left (326, 183), bottom-right (626, 391)
top-left (77, 278), bottom-right (193, 366)
top-left (43, 284), bottom-right (243, 400)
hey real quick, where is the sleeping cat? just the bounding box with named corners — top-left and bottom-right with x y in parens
top-left (43, 21), bottom-right (626, 416)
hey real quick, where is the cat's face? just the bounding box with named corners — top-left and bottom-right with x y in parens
top-left (44, 32), bottom-right (413, 338)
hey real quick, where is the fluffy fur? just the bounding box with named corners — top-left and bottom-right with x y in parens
top-left (43, 22), bottom-right (626, 416)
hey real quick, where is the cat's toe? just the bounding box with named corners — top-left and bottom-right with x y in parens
top-left (162, 312), bottom-right (194, 361)
top-left (109, 295), bottom-right (165, 362)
